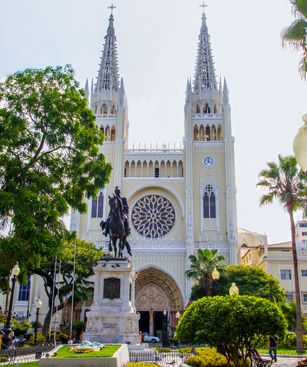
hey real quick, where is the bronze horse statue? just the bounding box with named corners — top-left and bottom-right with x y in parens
top-left (100, 196), bottom-right (132, 258)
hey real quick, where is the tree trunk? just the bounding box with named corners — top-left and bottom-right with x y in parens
top-left (289, 210), bottom-right (304, 352)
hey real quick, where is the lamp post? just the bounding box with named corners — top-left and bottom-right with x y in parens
top-left (162, 309), bottom-right (170, 347)
top-left (1, 263), bottom-right (20, 350)
top-left (293, 113), bottom-right (307, 172)
top-left (229, 282), bottom-right (239, 296)
top-left (34, 298), bottom-right (43, 346)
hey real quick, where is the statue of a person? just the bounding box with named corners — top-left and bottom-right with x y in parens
top-left (102, 186), bottom-right (131, 237)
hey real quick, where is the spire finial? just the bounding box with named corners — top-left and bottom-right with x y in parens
top-left (108, 4), bottom-right (116, 15)
top-left (200, 2), bottom-right (207, 14)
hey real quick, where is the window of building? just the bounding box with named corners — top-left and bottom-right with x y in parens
top-left (303, 294), bottom-right (307, 303)
top-left (203, 184), bottom-right (216, 219)
top-left (18, 278), bottom-right (30, 302)
top-left (299, 223), bottom-right (307, 228)
top-left (302, 232), bottom-right (307, 236)
top-left (280, 269), bottom-right (291, 280)
top-left (301, 270), bottom-right (307, 277)
top-left (91, 192), bottom-right (104, 218)
top-left (285, 293), bottom-right (294, 303)
top-left (154, 168), bottom-right (159, 178)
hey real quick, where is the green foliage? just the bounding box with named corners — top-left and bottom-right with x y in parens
top-left (28, 331), bottom-right (46, 345)
top-left (177, 295), bottom-right (287, 367)
top-left (191, 265), bottom-right (285, 305)
top-left (280, 332), bottom-right (307, 349)
top-left (281, 0), bottom-right (307, 79)
top-left (186, 249), bottom-right (225, 296)
top-left (72, 320), bottom-right (86, 338)
top-left (179, 347), bottom-right (193, 353)
top-left (155, 347), bottom-right (171, 353)
top-left (0, 356), bottom-right (9, 362)
top-left (281, 302), bottom-right (307, 331)
top-left (0, 65), bottom-right (111, 282)
top-left (12, 318), bottom-right (32, 336)
top-left (186, 348), bottom-right (228, 367)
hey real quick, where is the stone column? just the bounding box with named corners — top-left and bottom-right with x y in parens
top-left (149, 310), bottom-right (154, 335)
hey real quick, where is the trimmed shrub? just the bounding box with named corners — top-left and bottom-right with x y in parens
top-left (185, 348), bottom-right (228, 367)
top-left (28, 332), bottom-right (46, 345)
top-left (155, 347), bottom-right (171, 353)
top-left (180, 347), bottom-right (193, 353)
top-left (0, 356), bottom-right (8, 363)
top-left (126, 363), bottom-right (158, 367)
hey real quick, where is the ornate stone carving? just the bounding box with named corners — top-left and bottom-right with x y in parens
top-left (136, 283), bottom-right (169, 311)
top-left (131, 195), bottom-right (176, 238)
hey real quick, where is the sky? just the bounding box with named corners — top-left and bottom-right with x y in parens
top-left (1, 0), bottom-right (306, 244)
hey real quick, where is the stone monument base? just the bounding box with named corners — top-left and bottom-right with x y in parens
top-left (84, 258), bottom-right (140, 345)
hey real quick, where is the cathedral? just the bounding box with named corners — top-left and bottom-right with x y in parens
top-left (70, 8), bottom-right (238, 335)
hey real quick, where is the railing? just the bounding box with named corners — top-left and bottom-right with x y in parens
top-left (0, 344), bottom-right (54, 364)
top-left (129, 350), bottom-right (193, 366)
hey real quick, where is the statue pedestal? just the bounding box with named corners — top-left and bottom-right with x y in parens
top-left (84, 258), bottom-right (140, 345)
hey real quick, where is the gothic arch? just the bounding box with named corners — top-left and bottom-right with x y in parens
top-left (111, 105), bottom-right (117, 115)
top-left (193, 125), bottom-right (199, 140)
top-left (111, 125), bottom-right (116, 141)
top-left (105, 125), bottom-right (110, 140)
top-left (217, 125), bottom-right (223, 140)
top-left (204, 103), bottom-right (210, 114)
top-left (212, 125), bottom-right (217, 141)
top-left (205, 125), bottom-right (211, 141)
top-left (102, 104), bottom-right (108, 115)
top-left (135, 266), bottom-right (184, 312)
top-left (199, 124), bottom-right (205, 141)
top-left (196, 104), bottom-right (200, 114)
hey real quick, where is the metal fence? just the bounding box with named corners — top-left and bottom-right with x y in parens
top-left (0, 344), bottom-right (54, 365)
top-left (129, 350), bottom-right (193, 366)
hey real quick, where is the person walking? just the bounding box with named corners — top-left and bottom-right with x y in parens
top-left (269, 335), bottom-right (277, 362)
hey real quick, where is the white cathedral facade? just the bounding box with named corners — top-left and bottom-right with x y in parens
top-left (70, 10), bottom-right (239, 334)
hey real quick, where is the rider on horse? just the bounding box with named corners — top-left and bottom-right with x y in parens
top-left (102, 186), bottom-right (131, 237)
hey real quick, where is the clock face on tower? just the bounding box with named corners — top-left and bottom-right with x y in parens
top-left (203, 156), bottom-right (214, 167)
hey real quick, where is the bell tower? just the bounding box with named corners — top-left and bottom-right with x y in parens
top-left (184, 9), bottom-right (238, 265)
top-left (90, 8), bottom-right (129, 188)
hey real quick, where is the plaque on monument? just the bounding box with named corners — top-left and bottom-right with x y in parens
top-left (103, 277), bottom-right (120, 299)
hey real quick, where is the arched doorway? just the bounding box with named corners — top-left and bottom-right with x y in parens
top-left (135, 267), bottom-right (184, 337)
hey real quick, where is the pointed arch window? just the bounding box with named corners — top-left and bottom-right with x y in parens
top-left (203, 184), bottom-right (216, 219)
top-left (91, 192), bottom-right (104, 218)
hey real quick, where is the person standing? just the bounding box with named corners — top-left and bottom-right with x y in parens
top-left (269, 335), bottom-right (277, 362)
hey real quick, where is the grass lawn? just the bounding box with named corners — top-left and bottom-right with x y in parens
top-left (19, 363), bottom-right (39, 367)
top-left (53, 345), bottom-right (120, 358)
top-left (258, 348), bottom-right (307, 355)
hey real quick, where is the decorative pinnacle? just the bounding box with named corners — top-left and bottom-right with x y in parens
top-left (108, 4), bottom-right (116, 15)
top-left (200, 2), bottom-right (208, 14)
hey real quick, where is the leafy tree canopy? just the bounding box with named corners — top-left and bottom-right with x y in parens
top-left (32, 238), bottom-right (103, 334)
top-left (0, 65), bottom-right (111, 275)
top-left (191, 265), bottom-right (285, 305)
top-left (176, 295), bottom-right (287, 367)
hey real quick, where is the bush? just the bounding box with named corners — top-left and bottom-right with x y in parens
top-left (12, 319), bottom-right (32, 336)
top-left (155, 347), bottom-right (171, 353)
top-left (180, 347), bottom-right (193, 353)
top-left (278, 332), bottom-right (307, 349)
top-left (186, 348), bottom-right (228, 367)
top-left (28, 332), bottom-right (46, 345)
top-left (72, 321), bottom-right (86, 338)
top-left (126, 363), bottom-right (158, 367)
top-left (0, 356), bottom-right (8, 363)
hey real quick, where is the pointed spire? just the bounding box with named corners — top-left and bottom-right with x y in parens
top-left (91, 78), bottom-right (94, 97)
top-left (95, 11), bottom-right (120, 94)
top-left (85, 78), bottom-right (89, 99)
top-left (185, 78), bottom-right (192, 104)
top-left (193, 11), bottom-right (217, 92)
top-left (223, 77), bottom-right (229, 105)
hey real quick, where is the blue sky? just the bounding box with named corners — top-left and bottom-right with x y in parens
top-left (1, 0), bottom-right (306, 243)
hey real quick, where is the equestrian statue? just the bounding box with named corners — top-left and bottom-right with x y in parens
top-left (100, 186), bottom-right (132, 258)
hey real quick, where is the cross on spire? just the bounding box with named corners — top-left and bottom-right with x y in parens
top-left (200, 2), bottom-right (208, 13)
top-left (108, 4), bottom-right (116, 15)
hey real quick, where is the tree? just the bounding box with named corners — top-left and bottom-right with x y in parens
top-left (176, 295), bottom-right (287, 367)
top-left (191, 265), bottom-right (285, 305)
top-left (0, 66), bottom-right (111, 277)
top-left (257, 154), bottom-right (307, 352)
top-left (32, 238), bottom-right (103, 335)
top-left (281, 0), bottom-right (307, 79)
top-left (185, 249), bottom-right (224, 296)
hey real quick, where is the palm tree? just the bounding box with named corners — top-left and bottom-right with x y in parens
top-left (186, 248), bottom-right (225, 296)
top-left (281, 0), bottom-right (307, 79)
top-left (257, 154), bottom-right (307, 352)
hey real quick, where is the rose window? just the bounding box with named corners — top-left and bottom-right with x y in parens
top-left (131, 195), bottom-right (176, 238)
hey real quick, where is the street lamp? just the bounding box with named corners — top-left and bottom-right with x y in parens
top-left (212, 267), bottom-right (220, 280)
top-left (1, 263), bottom-right (20, 350)
top-left (162, 309), bottom-right (170, 347)
top-left (175, 311), bottom-right (181, 321)
top-left (229, 282), bottom-right (239, 296)
top-left (293, 114), bottom-right (307, 171)
top-left (34, 298), bottom-right (43, 346)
